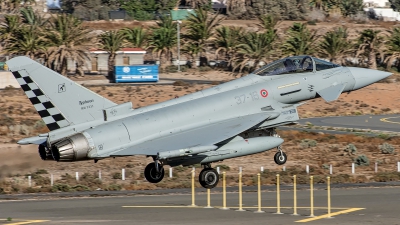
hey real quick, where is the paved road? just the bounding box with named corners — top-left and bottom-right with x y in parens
top-left (0, 187), bottom-right (399, 225)
top-left (295, 114), bottom-right (400, 133)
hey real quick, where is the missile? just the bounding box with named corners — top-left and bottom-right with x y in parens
top-left (158, 145), bottom-right (218, 159)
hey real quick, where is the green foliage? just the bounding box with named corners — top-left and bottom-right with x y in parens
top-left (214, 26), bottom-right (243, 66)
top-left (51, 184), bottom-right (71, 192)
top-left (71, 184), bottom-right (90, 191)
top-left (216, 164), bottom-right (230, 171)
top-left (282, 23), bottom-right (318, 56)
top-left (356, 29), bottom-right (385, 69)
top-left (318, 27), bottom-right (352, 64)
top-left (99, 30), bottom-right (126, 76)
top-left (344, 143), bottom-right (357, 155)
top-left (148, 15), bottom-right (177, 67)
top-left (379, 143), bottom-right (395, 154)
top-left (354, 154), bottom-right (370, 166)
top-left (373, 172), bottom-right (400, 182)
top-left (7, 217), bottom-right (12, 222)
top-left (390, 0), bottom-right (400, 12)
top-left (300, 139), bottom-right (317, 148)
top-left (340, 0), bottom-right (364, 17)
top-left (105, 184), bottom-right (122, 191)
top-left (233, 30), bottom-right (277, 72)
top-left (121, 27), bottom-right (147, 48)
top-left (112, 172), bottom-right (122, 179)
top-left (385, 27), bottom-right (400, 71)
top-left (35, 169), bottom-right (48, 174)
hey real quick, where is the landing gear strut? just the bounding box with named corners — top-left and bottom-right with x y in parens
top-left (199, 163), bottom-right (219, 189)
top-left (274, 146), bottom-right (287, 165)
top-left (144, 162), bottom-right (165, 183)
top-left (269, 128), bottom-right (287, 165)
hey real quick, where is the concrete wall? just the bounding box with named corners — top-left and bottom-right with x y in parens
top-left (0, 71), bottom-right (19, 89)
top-left (67, 53), bottom-right (145, 73)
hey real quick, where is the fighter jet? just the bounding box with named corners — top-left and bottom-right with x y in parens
top-left (6, 55), bottom-right (391, 189)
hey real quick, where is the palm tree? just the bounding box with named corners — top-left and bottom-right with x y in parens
top-left (98, 30), bottom-right (125, 78)
top-left (214, 26), bottom-right (243, 68)
top-left (384, 27), bottom-right (400, 71)
top-left (20, 6), bottom-right (47, 27)
top-left (232, 30), bottom-right (277, 72)
top-left (148, 15), bottom-right (177, 67)
top-left (318, 27), bottom-right (353, 64)
top-left (282, 23), bottom-right (318, 56)
top-left (120, 27), bottom-right (147, 48)
top-left (45, 14), bottom-right (94, 76)
top-left (3, 26), bottom-right (47, 58)
top-left (257, 14), bottom-right (280, 31)
top-left (0, 15), bottom-right (21, 45)
top-left (356, 29), bottom-right (385, 69)
top-left (184, 7), bottom-right (225, 62)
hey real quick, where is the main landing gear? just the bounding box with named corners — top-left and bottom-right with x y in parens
top-left (144, 161), bottom-right (165, 183)
top-left (199, 163), bottom-right (219, 189)
top-left (270, 128), bottom-right (287, 165)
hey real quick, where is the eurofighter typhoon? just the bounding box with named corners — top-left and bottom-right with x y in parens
top-left (6, 56), bottom-right (391, 188)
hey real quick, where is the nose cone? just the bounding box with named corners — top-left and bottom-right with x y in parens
top-left (348, 67), bottom-right (392, 90)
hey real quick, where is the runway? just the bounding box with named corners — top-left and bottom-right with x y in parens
top-left (296, 114), bottom-right (400, 133)
top-left (0, 187), bottom-right (399, 225)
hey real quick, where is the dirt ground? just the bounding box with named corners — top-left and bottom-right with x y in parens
top-left (1, 68), bottom-right (400, 192)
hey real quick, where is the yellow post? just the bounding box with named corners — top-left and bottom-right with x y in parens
top-left (275, 174), bottom-right (283, 214)
top-left (292, 175), bottom-right (299, 216)
top-left (190, 168), bottom-right (196, 207)
top-left (204, 188), bottom-right (213, 208)
top-left (327, 176), bottom-right (331, 218)
top-left (221, 171), bottom-right (229, 210)
top-left (309, 176), bottom-right (315, 217)
top-left (254, 173), bottom-right (265, 213)
top-left (236, 170), bottom-right (245, 211)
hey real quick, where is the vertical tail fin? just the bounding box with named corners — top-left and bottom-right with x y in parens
top-left (6, 56), bottom-right (116, 130)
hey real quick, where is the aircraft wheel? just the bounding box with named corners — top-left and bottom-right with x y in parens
top-left (199, 168), bottom-right (219, 189)
top-left (144, 162), bottom-right (164, 183)
top-left (274, 152), bottom-right (287, 165)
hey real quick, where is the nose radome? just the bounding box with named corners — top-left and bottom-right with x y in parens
top-left (348, 67), bottom-right (392, 90)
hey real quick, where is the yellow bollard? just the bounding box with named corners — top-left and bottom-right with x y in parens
top-left (309, 176), bottom-right (315, 217)
top-left (274, 174), bottom-right (283, 214)
top-left (190, 168), bottom-right (196, 207)
top-left (327, 176), bottom-right (332, 218)
top-left (221, 171), bottom-right (229, 210)
top-left (236, 171), bottom-right (245, 211)
top-left (204, 188), bottom-right (213, 208)
top-left (254, 173), bottom-right (265, 213)
top-left (292, 175), bottom-right (299, 216)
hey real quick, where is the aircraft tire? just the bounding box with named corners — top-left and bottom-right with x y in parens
top-left (144, 162), bottom-right (165, 183)
top-left (199, 168), bottom-right (219, 189)
top-left (274, 152), bottom-right (287, 165)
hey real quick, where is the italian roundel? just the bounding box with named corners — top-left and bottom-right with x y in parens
top-left (260, 89), bottom-right (268, 98)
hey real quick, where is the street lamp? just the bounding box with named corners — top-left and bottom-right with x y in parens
top-left (177, 20), bottom-right (182, 72)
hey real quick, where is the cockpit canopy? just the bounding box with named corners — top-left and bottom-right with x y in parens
top-left (253, 56), bottom-right (341, 76)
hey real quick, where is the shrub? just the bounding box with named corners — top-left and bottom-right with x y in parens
top-left (379, 143), bottom-right (395, 154)
top-left (51, 184), bottom-right (71, 192)
top-left (126, 163), bottom-right (135, 168)
top-left (112, 172), bottom-right (122, 179)
top-left (354, 154), bottom-right (370, 166)
top-left (35, 169), bottom-right (48, 175)
top-left (105, 184), bottom-right (122, 191)
top-left (216, 164), bottom-right (230, 171)
top-left (344, 144), bottom-right (357, 155)
top-left (372, 172), bottom-right (400, 182)
top-left (300, 139), bottom-right (317, 148)
top-left (71, 184), bottom-right (90, 191)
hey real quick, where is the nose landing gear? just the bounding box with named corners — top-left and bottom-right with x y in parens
top-left (274, 145), bottom-right (287, 165)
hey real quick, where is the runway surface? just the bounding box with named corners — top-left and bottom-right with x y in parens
top-left (0, 187), bottom-right (399, 225)
top-left (296, 114), bottom-right (400, 133)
